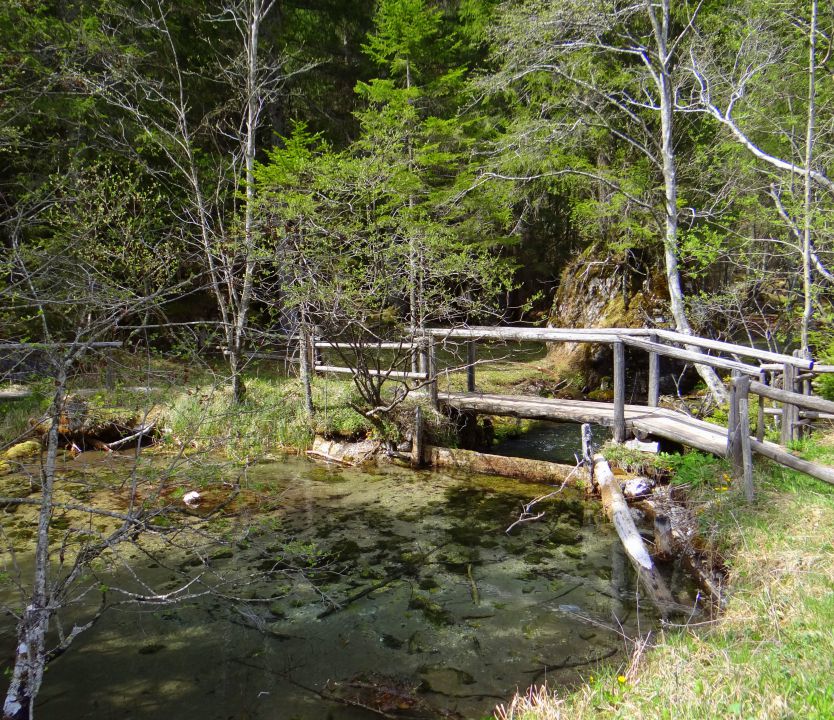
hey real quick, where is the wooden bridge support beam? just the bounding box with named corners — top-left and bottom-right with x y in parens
top-left (613, 340), bottom-right (626, 443)
top-left (781, 362), bottom-right (798, 445)
top-left (466, 340), bottom-right (476, 393)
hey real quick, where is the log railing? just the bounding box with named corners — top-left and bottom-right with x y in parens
top-left (728, 376), bottom-right (834, 491)
top-left (312, 326), bottom-right (834, 487)
top-left (422, 327), bottom-right (834, 485)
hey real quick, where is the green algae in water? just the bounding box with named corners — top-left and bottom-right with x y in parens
top-left (2, 450), bottom-right (694, 720)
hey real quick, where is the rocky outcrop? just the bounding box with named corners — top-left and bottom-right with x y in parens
top-left (548, 245), bottom-right (699, 397)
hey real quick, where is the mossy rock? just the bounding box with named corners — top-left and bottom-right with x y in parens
top-left (3, 441), bottom-right (42, 460)
top-left (587, 389), bottom-right (614, 402)
top-left (0, 461), bottom-right (11, 476)
top-left (268, 603), bottom-right (286, 619)
top-left (549, 523), bottom-right (582, 546)
top-left (408, 594), bottom-right (453, 626)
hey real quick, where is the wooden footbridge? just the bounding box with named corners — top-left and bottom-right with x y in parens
top-left (313, 326), bottom-right (834, 490)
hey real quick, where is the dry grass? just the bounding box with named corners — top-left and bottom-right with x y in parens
top-left (495, 446), bottom-right (834, 720)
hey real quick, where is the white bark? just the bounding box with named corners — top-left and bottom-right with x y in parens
top-left (3, 372), bottom-right (65, 720)
top-left (647, 0), bottom-right (728, 403)
top-left (801, 0), bottom-right (818, 355)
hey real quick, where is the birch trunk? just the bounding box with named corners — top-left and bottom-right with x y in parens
top-left (231, 0), bottom-right (266, 403)
top-left (801, 0), bottom-right (818, 356)
top-left (3, 373), bottom-right (66, 720)
top-left (648, 0), bottom-right (728, 404)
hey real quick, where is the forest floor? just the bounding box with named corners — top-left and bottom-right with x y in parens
top-left (495, 433), bottom-right (834, 720)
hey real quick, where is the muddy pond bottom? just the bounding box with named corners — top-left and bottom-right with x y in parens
top-left (28, 457), bottom-right (684, 720)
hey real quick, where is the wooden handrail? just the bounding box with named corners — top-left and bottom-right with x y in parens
top-left (314, 341), bottom-right (421, 350)
top-left (743, 379), bottom-right (834, 415)
top-left (651, 330), bottom-right (815, 370)
top-left (0, 342), bottom-right (123, 350)
top-left (423, 326), bottom-right (834, 374)
top-left (314, 365), bottom-right (428, 380)
top-left (620, 336), bottom-right (761, 376)
top-left (425, 326), bottom-right (649, 342)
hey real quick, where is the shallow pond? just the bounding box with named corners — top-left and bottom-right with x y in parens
top-left (2, 453), bottom-right (689, 720)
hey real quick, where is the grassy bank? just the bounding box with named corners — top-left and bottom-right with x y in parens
top-left (0, 369), bottom-right (376, 459)
top-left (496, 436), bottom-right (834, 720)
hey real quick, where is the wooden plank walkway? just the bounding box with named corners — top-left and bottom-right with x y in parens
top-left (440, 391), bottom-right (743, 458)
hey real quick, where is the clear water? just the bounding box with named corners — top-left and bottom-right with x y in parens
top-left (491, 421), bottom-right (611, 464)
top-left (1, 451), bottom-right (686, 720)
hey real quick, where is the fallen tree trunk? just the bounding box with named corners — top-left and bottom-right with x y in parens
top-left (593, 454), bottom-right (682, 616)
top-left (423, 445), bottom-right (588, 484)
top-left (307, 436), bottom-right (381, 466)
top-left (106, 422), bottom-right (157, 450)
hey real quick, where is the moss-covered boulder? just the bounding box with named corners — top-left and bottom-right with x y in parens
top-left (3, 440), bottom-right (42, 460)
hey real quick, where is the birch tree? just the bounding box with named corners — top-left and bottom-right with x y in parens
top-left (482, 0), bottom-right (729, 402)
top-left (689, 0), bottom-right (834, 356)
top-left (0, 163), bottom-right (185, 720)
top-left (84, 0), bottom-right (312, 402)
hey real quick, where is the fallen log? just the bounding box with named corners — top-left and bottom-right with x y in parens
top-left (423, 445), bottom-right (588, 484)
top-left (593, 454), bottom-right (683, 616)
top-left (634, 492), bottom-right (726, 609)
top-left (106, 422), bottom-right (157, 450)
top-left (0, 389), bottom-right (32, 401)
top-left (307, 436), bottom-right (381, 466)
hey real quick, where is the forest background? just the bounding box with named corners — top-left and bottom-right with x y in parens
top-left (3, 0), bottom-right (833, 389)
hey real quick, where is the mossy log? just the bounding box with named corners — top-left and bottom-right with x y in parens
top-left (307, 436), bottom-right (380, 466)
top-left (423, 445), bottom-right (588, 484)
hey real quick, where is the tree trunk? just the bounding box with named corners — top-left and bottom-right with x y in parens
top-left (3, 374), bottom-right (66, 719)
top-left (298, 319), bottom-right (315, 420)
top-left (231, 0), bottom-right (266, 404)
top-left (648, 0), bottom-right (728, 404)
top-left (801, 0), bottom-right (818, 356)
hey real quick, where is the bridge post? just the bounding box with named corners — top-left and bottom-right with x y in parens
top-left (411, 405), bottom-right (424, 468)
top-left (466, 341), bottom-right (476, 393)
top-left (727, 370), bottom-right (743, 468)
top-left (647, 333), bottom-right (659, 407)
top-left (734, 375), bottom-right (754, 501)
top-left (613, 340), bottom-right (626, 443)
top-left (428, 336), bottom-right (438, 410)
top-left (104, 348), bottom-right (116, 391)
top-left (781, 362), bottom-right (798, 445)
top-left (756, 369), bottom-right (767, 442)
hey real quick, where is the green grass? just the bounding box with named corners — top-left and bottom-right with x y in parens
top-left (0, 388), bottom-right (50, 447)
top-left (163, 375), bottom-right (373, 460)
top-left (495, 433), bottom-right (834, 720)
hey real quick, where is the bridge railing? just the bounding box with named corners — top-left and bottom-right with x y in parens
top-left (423, 326), bottom-right (834, 446)
top-left (311, 325), bottom-right (834, 446)
top-left (729, 374), bottom-right (834, 491)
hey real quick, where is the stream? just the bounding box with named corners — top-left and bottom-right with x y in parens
top-left (0, 429), bottom-right (690, 720)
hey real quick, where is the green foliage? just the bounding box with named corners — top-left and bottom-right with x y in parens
top-left (601, 443), bottom-right (674, 478)
top-left (0, 382), bottom-right (51, 446)
top-left (663, 451), bottom-right (729, 489)
top-left (362, 0), bottom-right (441, 82)
top-left (814, 338), bottom-right (834, 401)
